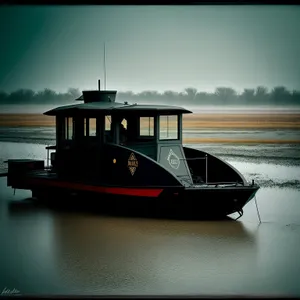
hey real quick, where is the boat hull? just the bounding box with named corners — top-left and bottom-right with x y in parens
top-left (171, 186), bottom-right (258, 218)
top-left (29, 180), bottom-right (259, 219)
top-left (6, 161), bottom-right (259, 219)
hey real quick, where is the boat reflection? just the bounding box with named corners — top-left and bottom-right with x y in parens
top-left (7, 195), bottom-right (258, 296)
top-left (49, 206), bottom-right (257, 295)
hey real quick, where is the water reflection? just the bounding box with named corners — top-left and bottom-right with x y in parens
top-left (5, 197), bottom-right (257, 296)
top-left (3, 183), bottom-right (300, 296)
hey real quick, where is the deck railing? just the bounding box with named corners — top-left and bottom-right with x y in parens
top-left (179, 154), bottom-right (208, 183)
top-left (180, 155), bottom-right (246, 186)
top-left (46, 145), bottom-right (56, 169)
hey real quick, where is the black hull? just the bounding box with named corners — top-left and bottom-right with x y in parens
top-left (7, 159), bottom-right (259, 220)
top-left (32, 184), bottom-right (259, 220)
top-left (178, 186), bottom-right (258, 217)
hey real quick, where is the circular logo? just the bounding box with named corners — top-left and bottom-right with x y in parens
top-left (167, 149), bottom-right (180, 170)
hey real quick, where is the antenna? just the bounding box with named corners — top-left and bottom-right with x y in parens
top-left (104, 42), bottom-right (106, 90)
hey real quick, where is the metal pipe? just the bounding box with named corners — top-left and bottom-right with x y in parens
top-left (179, 157), bottom-right (207, 160)
top-left (254, 195), bottom-right (261, 223)
top-left (104, 43), bottom-right (106, 90)
top-left (205, 154), bottom-right (208, 184)
top-left (46, 148), bottom-right (49, 168)
top-left (167, 116), bottom-right (169, 138)
top-left (192, 181), bottom-right (243, 185)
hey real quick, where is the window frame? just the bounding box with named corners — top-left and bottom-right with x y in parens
top-left (159, 115), bottom-right (179, 141)
top-left (64, 117), bottom-right (74, 140)
top-left (83, 117), bottom-right (98, 137)
top-left (139, 116), bottom-right (155, 138)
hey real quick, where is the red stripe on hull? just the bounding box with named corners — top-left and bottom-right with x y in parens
top-left (27, 178), bottom-right (163, 197)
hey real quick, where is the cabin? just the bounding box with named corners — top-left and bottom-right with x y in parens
top-left (44, 86), bottom-right (195, 187)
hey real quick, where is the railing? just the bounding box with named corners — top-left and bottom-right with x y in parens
top-left (179, 154), bottom-right (208, 184)
top-left (193, 182), bottom-right (245, 188)
top-left (45, 145), bottom-right (56, 169)
top-left (180, 155), bottom-right (246, 187)
top-left (46, 147), bottom-right (49, 168)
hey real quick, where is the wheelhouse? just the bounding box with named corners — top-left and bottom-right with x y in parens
top-left (45, 87), bottom-right (194, 186)
top-left (45, 89), bottom-right (192, 160)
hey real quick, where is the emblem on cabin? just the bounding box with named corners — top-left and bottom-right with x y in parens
top-left (128, 152), bottom-right (138, 176)
top-left (167, 149), bottom-right (180, 170)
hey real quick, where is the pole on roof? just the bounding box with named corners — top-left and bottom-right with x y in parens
top-left (104, 42), bottom-right (106, 90)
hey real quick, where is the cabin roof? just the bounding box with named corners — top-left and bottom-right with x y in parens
top-left (44, 101), bottom-right (192, 116)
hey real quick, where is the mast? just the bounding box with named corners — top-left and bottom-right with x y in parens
top-left (104, 42), bottom-right (106, 90)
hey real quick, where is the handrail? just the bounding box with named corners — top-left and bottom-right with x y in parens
top-left (46, 146), bottom-right (49, 168)
top-left (190, 181), bottom-right (245, 188)
top-left (45, 145), bottom-right (56, 150)
top-left (179, 157), bottom-right (206, 160)
top-left (180, 155), bottom-right (208, 183)
top-left (46, 145), bottom-right (56, 168)
top-left (198, 181), bottom-right (244, 185)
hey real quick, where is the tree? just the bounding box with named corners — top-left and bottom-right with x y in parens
top-left (0, 85), bottom-right (300, 107)
top-left (184, 87), bottom-right (198, 102)
top-left (269, 86), bottom-right (291, 105)
top-left (7, 89), bottom-right (35, 104)
top-left (162, 90), bottom-right (181, 104)
top-left (254, 86), bottom-right (269, 104)
top-left (214, 87), bottom-right (237, 104)
top-left (138, 91), bottom-right (161, 103)
top-left (194, 92), bottom-right (211, 105)
top-left (34, 88), bottom-right (57, 104)
top-left (291, 90), bottom-right (300, 106)
top-left (0, 90), bottom-right (8, 104)
top-left (240, 88), bottom-right (255, 104)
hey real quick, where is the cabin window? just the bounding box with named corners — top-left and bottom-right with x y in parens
top-left (121, 118), bottom-right (127, 129)
top-left (120, 118), bottom-right (128, 144)
top-left (84, 118), bottom-right (97, 136)
top-left (139, 117), bottom-right (154, 136)
top-left (105, 115), bottom-right (111, 131)
top-left (89, 118), bottom-right (97, 136)
top-left (65, 117), bottom-right (74, 140)
top-left (159, 115), bottom-right (178, 140)
top-left (104, 115), bottom-right (112, 143)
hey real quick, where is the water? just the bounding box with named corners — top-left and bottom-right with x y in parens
top-left (1, 126), bottom-right (300, 146)
top-left (0, 127), bottom-right (300, 296)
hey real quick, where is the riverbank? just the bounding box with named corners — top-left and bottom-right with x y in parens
top-left (0, 113), bottom-right (299, 130)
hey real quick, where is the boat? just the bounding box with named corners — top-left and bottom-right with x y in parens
top-left (6, 80), bottom-right (260, 219)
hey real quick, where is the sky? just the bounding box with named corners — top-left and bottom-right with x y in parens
top-left (0, 5), bottom-right (300, 94)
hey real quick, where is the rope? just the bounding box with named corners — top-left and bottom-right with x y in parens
top-left (254, 195), bottom-right (261, 223)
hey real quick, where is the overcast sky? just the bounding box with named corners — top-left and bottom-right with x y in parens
top-left (0, 5), bottom-right (300, 94)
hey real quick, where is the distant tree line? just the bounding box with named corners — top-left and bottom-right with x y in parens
top-left (0, 86), bottom-right (300, 106)
top-left (0, 88), bottom-right (81, 105)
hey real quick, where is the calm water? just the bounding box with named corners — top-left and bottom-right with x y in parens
top-left (0, 127), bottom-right (300, 296)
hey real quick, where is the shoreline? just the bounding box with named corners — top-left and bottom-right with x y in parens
top-left (1, 138), bottom-right (300, 145)
top-left (0, 113), bottom-right (300, 130)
